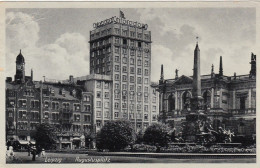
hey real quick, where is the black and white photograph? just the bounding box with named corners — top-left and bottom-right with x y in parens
top-left (1, 1), bottom-right (258, 165)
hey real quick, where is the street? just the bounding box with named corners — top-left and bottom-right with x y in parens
top-left (6, 152), bottom-right (256, 163)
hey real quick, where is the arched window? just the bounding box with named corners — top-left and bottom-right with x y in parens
top-left (182, 91), bottom-right (191, 110)
top-left (168, 94), bottom-right (175, 111)
top-left (203, 90), bottom-right (211, 109)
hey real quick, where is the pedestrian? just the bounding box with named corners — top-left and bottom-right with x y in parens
top-left (27, 143), bottom-right (31, 156)
top-left (40, 148), bottom-right (46, 157)
top-left (31, 147), bottom-right (36, 161)
top-left (9, 146), bottom-right (15, 160)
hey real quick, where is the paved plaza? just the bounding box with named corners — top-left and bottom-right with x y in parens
top-left (6, 152), bottom-right (256, 163)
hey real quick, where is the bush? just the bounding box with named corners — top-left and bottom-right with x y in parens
top-left (96, 119), bottom-right (135, 151)
top-left (143, 123), bottom-right (171, 151)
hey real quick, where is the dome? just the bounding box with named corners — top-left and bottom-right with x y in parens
top-left (16, 49), bottom-right (25, 63)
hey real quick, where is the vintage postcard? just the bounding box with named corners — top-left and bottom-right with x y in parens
top-left (0, 1), bottom-right (259, 167)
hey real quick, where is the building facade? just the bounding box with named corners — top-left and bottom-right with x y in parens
top-left (6, 51), bottom-right (95, 149)
top-left (158, 43), bottom-right (256, 138)
top-left (89, 16), bottom-right (159, 131)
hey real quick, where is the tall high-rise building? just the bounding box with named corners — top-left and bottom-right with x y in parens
top-left (89, 15), bottom-right (159, 131)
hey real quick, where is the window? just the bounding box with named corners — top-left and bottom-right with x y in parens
top-left (44, 112), bottom-right (49, 119)
top-left (74, 114), bottom-right (80, 121)
top-left (153, 97), bottom-right (156, 103)
top-left (96, 91), bottom-right (101, 98)
top-left (130, 31), bottom-right (135, 37)
top-left (130, 58), bottom-right (134, 65)
top-left (115, 56), bottom-right (120, 62)
top-left (137, 86), bottom-right (142, 92)
top-left (105, 102), bottom-right (109, 108)
top-left (130, 67), bottom-right (135, 74)
top-left (114, 28), bottom-right (120, 34)
top-left (122, 103), bottom-right (126, 109)
top-left (144, 60), bottom-right (149, 66)
top-left (123, 30), bottom-right (128, 36)
top-left (115, 65), bottom-right (120, 71)
top-left (115, 83), bottom-right (119, 89)
top-left (144, 114), bottom-right (148, 120)
top-left (115, 102), bottom-right (119, 109)
top-left (145, 69), bottom-right (149, 76)
top-left (130, 76), bottom-right (134, 83)
top-left (115, 74), bottom-right (120, 81)
top-left (130, 94), bottom-right (134, 100)
top-left (96, 120), bottom-right (101, 127)
top-left (115, 93), bottom-right (120, 99)
top-left (138, 59), bottom-right (142, 66)
top-left (84, 96), bottom-right (90, 102)
top-left (138, 42), bottom-right (142, 48)
top-left (144, 105), bottom-right (148, 112)
top-left (144, 52), bottom-right (149, 58)
top-left (144, 87), bottom-right (149, 92)
top-left (137, 68), bottom-right (142, 75)
top-left (96, 101), bottom-right (101, 107)
top-left (130, 40), bottom-right (135, 46)
top-left (137, 113), bottom-right (142, 119)
top-left (123, 84), bottom-right (127, 90)
top-left (96, 111), bottom-right (101, 118)
top-left (105, 111), bottom-right (110, 118)
top-left (144, 34), bottom-right (149, 40)
top-left (107, 46), bottom-right (111, 53)
top-left (115, 47), bottom-right (120, 53)
top-left (96, 81), bottom-right (101, 88)
top-left (144, 78), bottom-right (148, 84)
top-left (130, 49), bottom-right (135, 56)
top-left (130, 85), bottom-right (134, 91)
top-left (122, 57), bottom-right (127, 64)
top-left (137, 50), bottom-right (141, 57)
top-left (137, 95), bottom-right (142, 102)
top-left (144, 96), bottom-right (148, 103)
top-left (137, 33), bottom-right (142, 39)
top-left (153, 105), bottom-right (156, 111)
top-left (123, 75), bottom-right (127, 81)
top-left (85, 105), bottom-right (91, 112)
top-left (104, 92), bottom-right (109, 98)
top-left (152, 115), bottom-right (157, 121)
top-left (115, 37), bottom-right (120, 44)
top-left (122, 48), bottom-right (127, 54)
top-left (123, 66), bottom-right (127, 73)
top-left (84, 115), bottom-right (91, 122)
top-left (144, 43), bottom-right (149, 48)
top-left (114, 112), bottom-right (119, 118)
top-left (137, 77), bottom-right (142, 84)
top-left (104, 82), bottom-right (109, 89)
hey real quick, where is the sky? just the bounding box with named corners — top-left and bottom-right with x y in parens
top-left (6, 8), bottom-right (256, 82)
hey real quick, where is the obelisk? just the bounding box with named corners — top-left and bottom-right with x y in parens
top-left (191, 37), bottom-right (204, 112)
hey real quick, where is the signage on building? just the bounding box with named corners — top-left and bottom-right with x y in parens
top-left (93, 16), bottom-right (148, 30)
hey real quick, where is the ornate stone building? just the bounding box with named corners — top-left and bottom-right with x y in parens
top-left (158, 43), bottom-right (256, 138)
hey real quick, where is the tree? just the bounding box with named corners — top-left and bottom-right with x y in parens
top-left (96, 119), bottom-right (135, 151)
top-left (34, 123), bottom-right (57, 150)
top-left (143, 123), bottom-right (171, 152)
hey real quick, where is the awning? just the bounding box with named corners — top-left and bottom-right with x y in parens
top-left (73, 137), bottom-right (81, 141)
top-left (18, 140), bottom-right (36, 145)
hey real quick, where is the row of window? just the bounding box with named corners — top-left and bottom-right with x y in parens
top-left (114, 75), bottom-right (149, 84)
top-left (91, 47), bottom-right (111, 57)
top-left (114, 38), bottom-right (149, 48)
top-left (114, 65), bottom-right (149, 75)
top-left (96, 81), bottom-right (110, 89)
top-left (96, 92), bottom-right (109, 99)
top-left (115, 84), bottom-right (150, 91)
top-left (114, 28), bottom-right (150, 40)
top-left (114, 56), bottom-right (149, 65)
top-left (114, 47), bottom-right (150, 56)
